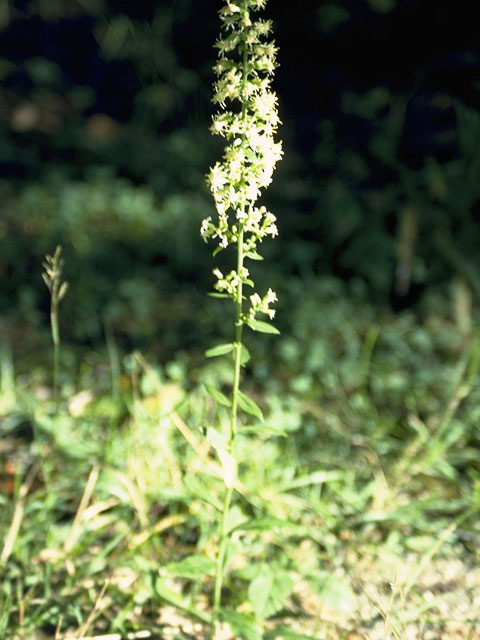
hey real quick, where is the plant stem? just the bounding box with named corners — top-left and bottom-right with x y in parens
top-left (51, 302), bottom-right (60, 405)
top-left (207, 0), bottom-right (281, 632)
top-left (231, 225), bottom-right (245, 443)
top-left (211, 34), bottom-right (250, 635)
top-left (42, 246), bottom-right (67, 407)
top-left (211, 224), bottom-right (245, 638)
top-left (212, 485), bottom-right (234, 624)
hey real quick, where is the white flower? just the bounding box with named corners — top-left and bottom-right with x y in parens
top-left (206, 0), bottom-right (281, 307)
top-left (208, 163), bottom-right (227, 193)
top-left (200, 217), bottom-right (212, 239)
top-left (250, 293), bottom-right (261, 308)
top-left (265, 288), bottom-right (277, 305)
top-left (220, 2), bottom-right (241, 15)
top-left (245, 178), bottom-right (260, 202)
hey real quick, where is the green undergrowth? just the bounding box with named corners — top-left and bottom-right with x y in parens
top-left (1, 278), bottom-right (480, 639)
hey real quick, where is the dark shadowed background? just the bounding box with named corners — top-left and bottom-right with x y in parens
top-left (1, 0), bottom-right (480, 355)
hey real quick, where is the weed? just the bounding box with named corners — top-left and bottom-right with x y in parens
top-left (42, 245), bottom-right (68, 405)
top-left (200, 1), bottom-right (282, 637)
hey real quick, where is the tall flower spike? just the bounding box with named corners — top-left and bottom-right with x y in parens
top-left (202, 0), bottom-right (282, 321)
top-left (204, 3), bottom-right (282, 636)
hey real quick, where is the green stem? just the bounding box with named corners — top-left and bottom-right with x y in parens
top-left (212, 485), bottom-right (234, 623)
top-left (211, 154), bottom-right (246, 640)
top-left (51, 302), bottom-right (60, 406)
top-left (230, 225), bottom-right (245, 443)
top-left (211, 225), bottom-right (245, 637)
top-left (211, 10), bottom-right (250, 637)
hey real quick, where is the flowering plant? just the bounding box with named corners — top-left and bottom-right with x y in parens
top-left (202, 0), bottom-right (282, 636)
top-left (202, 0), bottom-right (282, 329)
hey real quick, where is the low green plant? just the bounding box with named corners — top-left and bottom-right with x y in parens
top-left (1, 272), bottom-right (480, 638)
top-left (200, 0), bottom-right (282, 635)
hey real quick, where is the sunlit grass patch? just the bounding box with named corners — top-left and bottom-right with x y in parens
top-left (1, 279), bottom-right (479, 639)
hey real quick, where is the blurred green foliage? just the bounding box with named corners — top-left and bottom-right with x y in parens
top-left (1, 170), bottom-right (214, 348)
top-left (1, 0), bottom-right (480, 348)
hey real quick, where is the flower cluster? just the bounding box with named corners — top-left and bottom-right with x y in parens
top-left (213, 267), bottom-right (251, 296)
top-left (249, 288), bottom-right (277, 320)
top-left (202, 0), bottom-right (282, 320)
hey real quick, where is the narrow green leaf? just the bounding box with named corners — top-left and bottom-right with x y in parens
top-left (465, 334), bottom-right (480, 386)
top-left (230, 516), bottom-right (303, 534)
top-left (153, 577), bottom-right (211, 623)
top-left (237, 389), bottom-right (263, 421)
top-left (205, 342), bottom-right (234, 358)
top-left (278, 470), bottom-right (344, 491)
top-left (219, 610), bottom-right (262, 640)
top-left (242, 277), bottom-right (255, 287)
top-left (245, 250), bottom-right (263, 261)
top-left (264, 627), bottom-right (315, 640)
top-left (184, 473), bottom-right (223, 511)
top-left (246, 318), bottom-right (280, 335)
top-left (240, 424), bottom-right (287, 437)
top-left (205, 384), bottom-right (230, 407)
top-left (208, 292), bottom-right (229, 298)
top-left (240, 343), bottom-right (251, 365)
top-left (166, 555), bottom-right (215, 579)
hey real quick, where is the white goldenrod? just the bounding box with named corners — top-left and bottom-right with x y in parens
top-left (202, 0), bottom-right (282, 322)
